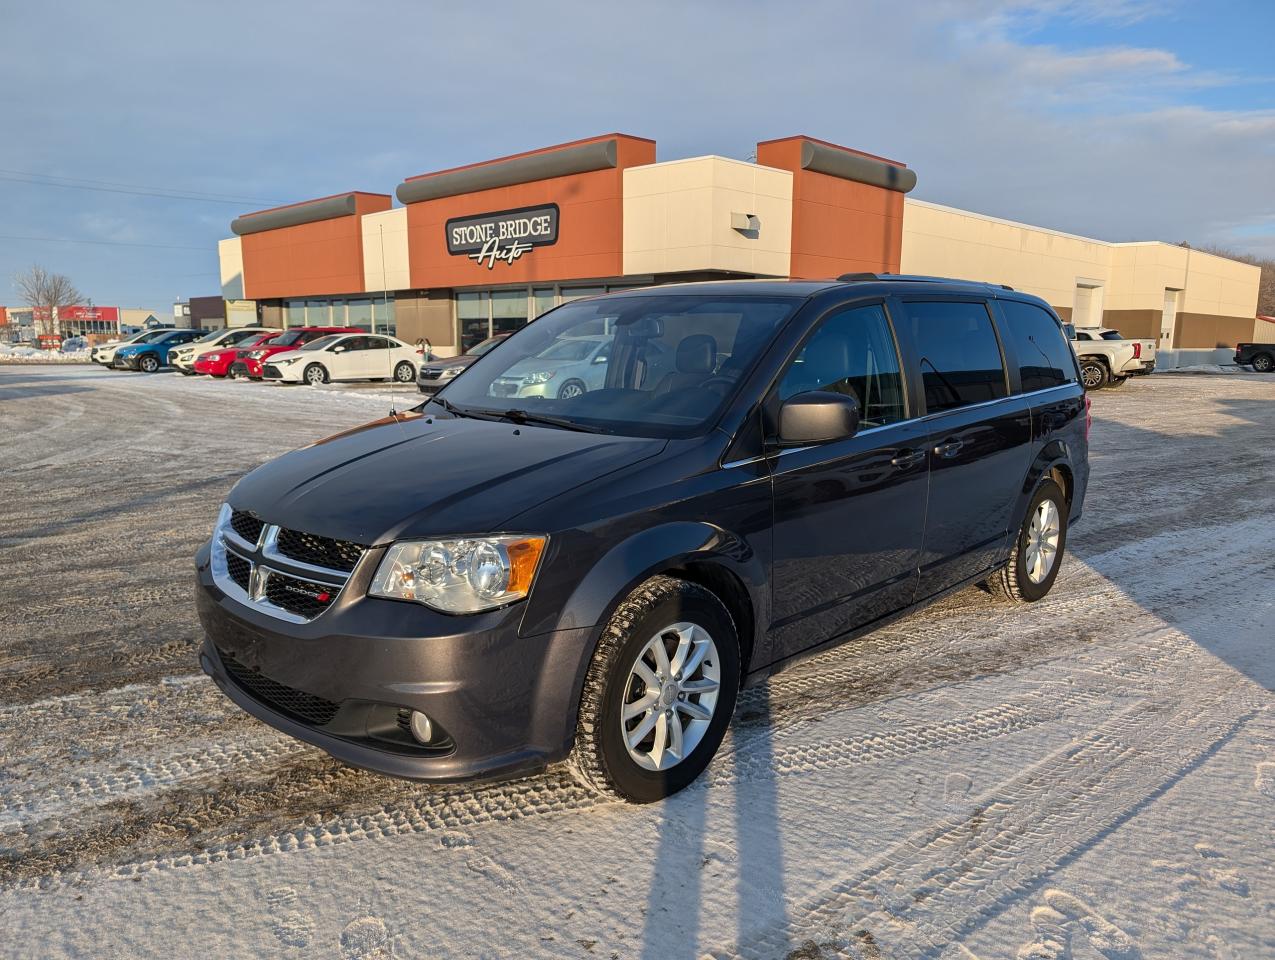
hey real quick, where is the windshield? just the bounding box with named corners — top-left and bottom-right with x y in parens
top-left (271, 330), bottom-right (305, 346)
top-left (469, 336), bottom-right (504, 357)
top-left (135, 329), bottom-right (172, 344)
top-left (300, 335), bottom-right (342, 351)
top-left (192, 329), bottom-right (225, 344)
top-left (436, 294), bottom-right (800, 438)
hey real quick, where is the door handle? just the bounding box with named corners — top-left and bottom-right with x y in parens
top-left (933, 438), bottom-right (965, 458)
top-left (891, 449), bottom-right (927, 469)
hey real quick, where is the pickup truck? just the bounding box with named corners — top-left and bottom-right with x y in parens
top-left (1234, 342), bottom-right (1275, 373)
top-left (1065, 324), bottom-right (1156, 389)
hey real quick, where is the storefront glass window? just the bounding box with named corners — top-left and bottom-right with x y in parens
top-left (533, 288), bottom-right (555, 318)
top-left (307, 301), bottom-right (331, 326)
top-left (372, 295), bottom-right (395, 335)
top-left (559, 286), bottom-right (605, 303)
top-left (457, 292), bottom-right (490, 353)
top-left (285, 301), bottom-right (306, 328)
top-left (347, 299), bottom-right (373, 332)
top-left (491, 289), bottom-right (528, 338)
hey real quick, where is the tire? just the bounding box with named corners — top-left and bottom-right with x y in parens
top-left (179, 368), bottom-right (195, 376)
top-left (304, 363), bottom-right (329, 386)
top-left (139, 354), bottom-right (160, 374)
top-left (1107, 375), bottom-right (1128, 388)
top-left (394, 361), bottom-right (415, 383)
top-left (567, 575), bottom-right (740, 803)
top-left (985, 478), bottom-right (1069, 603)
top-left (1252, 353), bottom-right (1274, 373)
top-left (557, 378), bottom-right (587, 400)
top-left (1079, 358), bottom-right (1108, 390)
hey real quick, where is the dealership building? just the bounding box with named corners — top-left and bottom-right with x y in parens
top-left (217, 133), bottom-right (1262, 357)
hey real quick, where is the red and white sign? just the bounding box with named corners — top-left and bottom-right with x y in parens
top-left (58, 306), bottom-right (120, 322)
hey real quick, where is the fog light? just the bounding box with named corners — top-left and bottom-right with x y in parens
top-left (408, 710), bottom-right (434, 744)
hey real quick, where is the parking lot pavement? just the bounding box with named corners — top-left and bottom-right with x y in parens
top-left (1, 364), bottom-right (1273, 958)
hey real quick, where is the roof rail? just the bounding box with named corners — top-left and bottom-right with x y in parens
top-left (835, 272), bottom-right (1014, 291)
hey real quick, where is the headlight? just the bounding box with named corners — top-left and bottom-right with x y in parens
top-left (275, 356), bottom-right (301, 365)
top-left (521, 370), bottom-right (556, 384)
top-left (369, 535), bottom-right (547, 613)
top-left (249, 350), bottom-right (266, 359)
top-left (441, 367), bottom-right (462, 378)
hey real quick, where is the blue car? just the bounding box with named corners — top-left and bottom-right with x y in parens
top-left (112, 329), bottom-right (208, 372)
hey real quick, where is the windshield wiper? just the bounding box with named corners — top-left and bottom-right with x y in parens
top-left (497, 408), bottom-right (608, 433)
top-left (429, 396), bottom-right (478, 419)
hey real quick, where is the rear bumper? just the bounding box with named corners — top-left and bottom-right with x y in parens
top-left (194, 542), bottom-right (592, 783)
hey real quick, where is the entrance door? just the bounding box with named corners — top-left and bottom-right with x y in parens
top-left (767, 302), bottom-right (929, 664)
top-left (1160, 289), bottom-right (1180, 349)
top-left (898, 299), bottom-right (1033, 596)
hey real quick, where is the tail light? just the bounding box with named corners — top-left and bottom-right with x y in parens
top-left (1084, 394), bottom-right (1092, 440)
top-left (1131, 343), bottom-right (1141, 359)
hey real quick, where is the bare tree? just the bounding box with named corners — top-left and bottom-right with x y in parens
top-left (13, 264), bottom-right (83, 335)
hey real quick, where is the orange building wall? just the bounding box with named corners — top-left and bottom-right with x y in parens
top-left (240, 192), bottom-right (391, 300)
top-left (404, 134), bottom-right (656, 289)
top-left (756, 137), bottom-right (906, 279)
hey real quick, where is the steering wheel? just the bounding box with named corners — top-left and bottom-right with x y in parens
top-left (697, 376), bottom-right (737, 394)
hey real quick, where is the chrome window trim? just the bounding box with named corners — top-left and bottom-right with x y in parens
top-left (719, 382), bottom-right (1077, 471)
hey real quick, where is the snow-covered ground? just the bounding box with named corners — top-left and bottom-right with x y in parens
top-left (0, 344), bottom-right (91, 363)
top-left (0, 365), bottom-right (1272, 959)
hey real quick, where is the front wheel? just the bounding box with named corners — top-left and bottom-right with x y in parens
top-left (304, 363), bottom-right (329, 385)
top-left (985, 478), bottom-right (1068, 603)
top-left (139, 354), bottom-right (160, 373)
top-left (557, 379), bottom-right (586, 400)
top-left (568, 575), bottom-right (740, 803)
top-left (1252, 353), bottom-right (1274, 373)
top-left (394, 361), bottom-right (415, 382)
top-left (1079, 359), bottom-right (1108, 390)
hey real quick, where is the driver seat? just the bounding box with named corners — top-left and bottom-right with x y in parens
top-left (653, 334), bottom-right (717, 396)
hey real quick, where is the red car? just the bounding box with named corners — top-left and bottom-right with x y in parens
top-left (194, 331), bottom-right (280, 378)
top-left (235, 327), bottom-right (362, 379)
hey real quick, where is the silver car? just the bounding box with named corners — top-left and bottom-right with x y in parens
top-left (488, 335), bottom-right (612, 400)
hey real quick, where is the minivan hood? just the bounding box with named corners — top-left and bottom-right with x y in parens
top-left (228, 412), bottom-right (667, 545)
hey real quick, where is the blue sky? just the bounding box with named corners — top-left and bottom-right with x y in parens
top-left (1, 0), bottom-right (1272, 314)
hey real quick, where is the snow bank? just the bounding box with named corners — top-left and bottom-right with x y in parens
top-left (0, 343), bottom-right (92, 363)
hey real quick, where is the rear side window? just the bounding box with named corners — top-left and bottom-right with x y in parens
top-left (904, 300), bottom-right (1007, 414)
top-left (1000, 300), bottom-right (1078, 392)
top-left (778, 303), bottom-right (906, 428)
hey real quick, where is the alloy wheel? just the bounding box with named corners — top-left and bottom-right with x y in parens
top-left (1081, 363), bottom-right (1103, 389)
top-left (1025, 498), bottom-right (1061, 584)
top-left (620, 622), bottom-right (720, 772)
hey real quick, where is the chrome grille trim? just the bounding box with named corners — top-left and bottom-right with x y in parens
top-left (212, 509), bottom-right (364, 623)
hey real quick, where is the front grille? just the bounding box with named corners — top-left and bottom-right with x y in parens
top-left (265, 571), bottom-right (337, 619)
top-left (262, 364), bottom-right (282, 378)
top-left (218, 649), bottom-right (340, 726)
top-left (492, 379), bottom-right (520, 397)
top-left (276, 528), bottom-right (365, 572)
top-left (419, 368), bottom-right (442, 381)
top-left (225, 551), bottom-right (251, 591)
top-left (230, 510), bottom-right (265, 545)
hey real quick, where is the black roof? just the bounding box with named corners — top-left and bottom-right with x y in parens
top-left (610, 274), bottom-right (1027, 301)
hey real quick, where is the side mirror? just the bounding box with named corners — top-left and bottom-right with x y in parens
top-left (778, 391), bottom-right (860, 445)
top-left (332, 345), bottom-right (346, 353)
top-left (592, 354), bottom-right (607, 364)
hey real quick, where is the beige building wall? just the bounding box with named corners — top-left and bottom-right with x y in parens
top-left (362, 207), bottom-right (411, 294)
top-left (218, 237), bottom-right (246, 300)
top-left (901, 199), bottom-right (1261, 347)
top-left (623, 157), bottom-right (793, 278)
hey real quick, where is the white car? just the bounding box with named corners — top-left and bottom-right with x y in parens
top-left (170, 327), bottom-right (272, 375)
top-left (261, 333), bottom-right (421, 385)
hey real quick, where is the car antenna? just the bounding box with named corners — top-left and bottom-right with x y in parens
top-left (380, 222), bottom-right (400, 420)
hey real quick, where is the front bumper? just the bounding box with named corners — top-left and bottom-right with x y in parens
top-left (113, 355), bottom-right (141, 370)
top-left (195, 542), bottom-right (592, 783)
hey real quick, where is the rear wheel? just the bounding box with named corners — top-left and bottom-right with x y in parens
top-left (1079, 358), bottom-right (1108, 390)
top-left (139, 354), bottom-right (160, 373)
top-left (1252, 353), bottom-right (1274, 373)
top-left (304, 363), bottom-right (329, 385)
top-left (567, 575), bottom-right (740, 803)
top-left (394, 361), bottom-right (415, 382)
top-left (986, 478), bottom-right (1068, 603)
